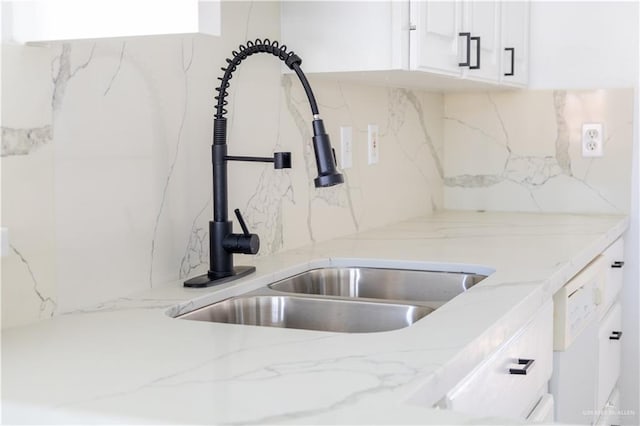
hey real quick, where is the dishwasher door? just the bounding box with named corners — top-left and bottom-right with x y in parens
top-left (550, 317), bottom-right (598, 424)
top-left (550, 256), bottom-right (605, 424)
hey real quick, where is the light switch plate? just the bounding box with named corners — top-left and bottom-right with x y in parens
top-left (340, 126), bottom-right (353, 169)
top-left (368, 124), bottom-right (379, 165)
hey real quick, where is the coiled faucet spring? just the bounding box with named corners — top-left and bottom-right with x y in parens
top-left (214, 38), bottom-right (318, 119)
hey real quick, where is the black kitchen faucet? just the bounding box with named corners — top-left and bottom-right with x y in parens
top-left (184, 39), bottom-right (343, 288)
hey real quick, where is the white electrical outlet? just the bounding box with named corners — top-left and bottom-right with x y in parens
top-left (367, 124), bottom-right (379, 164)
top-left (582, 123), bottom-right (603, 157)
top-left (340, 126), bottom-right (353, 169)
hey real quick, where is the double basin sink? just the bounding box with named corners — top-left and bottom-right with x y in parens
top-left (177, 267), bottom-right (487, 333)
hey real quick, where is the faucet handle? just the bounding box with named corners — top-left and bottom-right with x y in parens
top-left (224, 208), bottom-right (260, 255)
top-left (234, 208), bottom-right (251, 236)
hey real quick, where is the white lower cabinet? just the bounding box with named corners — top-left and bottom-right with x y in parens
top-left (551, 237), bottom-right (625, 425)
top-left (600, 238), bottom-right (625, 320)
top-left (431, 237), bottom-right (623, 422)
top-left (442, 300), bottom-right (553, 420)
top-left (597, 303), bottom-right (622, 412)
top-left (551, 318), bottom-right (599, 424)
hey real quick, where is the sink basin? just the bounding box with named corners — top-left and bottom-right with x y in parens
top-left (269, 267), bottom-right (486, 307)
top-left (175, 266), bottom-right (489, 333)
top-left (177, 295), bottom-right (433, 333)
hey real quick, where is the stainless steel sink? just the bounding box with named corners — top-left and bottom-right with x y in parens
top-left (269, 267), bottom-right (486, 308)
top-left (177, 295), bottom-right (433, 333)
top-left (176, 266), bottom-right (488, 333)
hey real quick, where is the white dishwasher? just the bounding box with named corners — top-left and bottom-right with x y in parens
top-left (550, 256), bottom-right (607, 425)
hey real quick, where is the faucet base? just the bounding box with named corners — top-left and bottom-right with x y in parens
top-left (184, 265), bottom-right (256, 288)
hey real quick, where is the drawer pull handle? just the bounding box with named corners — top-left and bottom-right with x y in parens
top-left (509, 358), bottom-right (535, 375)
top-left (611, 261), bottom-right (625, 268)
top-left (610, 331), bottom-right (623, 340)
top-left (504, 47), bottom-right (515, 76)
top-left (458, 32), bottom-right (471, 67)
top-left (469, 36), bottom-right (481, 70)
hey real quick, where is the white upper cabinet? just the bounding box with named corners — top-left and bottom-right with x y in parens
top-left (462, 1), bottom-right (501, 83)
top-left (281, 1), bottom-right (409, 72)
top-left (282, 0), bottom-right (530, 90)
top-left (410, 1), bottom-right (463, 76)
top-left (411, 1), bottom-right (502, 83)
top-left (1, 0), bottom-right (220, 44)
top-left (500, 1), bottom-right (530, 86)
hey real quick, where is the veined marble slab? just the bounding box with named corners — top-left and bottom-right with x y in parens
top-left (1, 0), bottom-right (443, 328)
top-left (1, 211), bottom-right (627, 424)
top-left (444, 90), bottom-right (634, 214)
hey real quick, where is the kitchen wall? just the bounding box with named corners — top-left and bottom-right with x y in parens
top-left (1, 1), bottom-right (443, 328)
top-left (443, 89), bottom-right (634, 213)
top-left (530, 3), bottom-right (639, 424)
top-left (2, 0), bottom-right (636, 347)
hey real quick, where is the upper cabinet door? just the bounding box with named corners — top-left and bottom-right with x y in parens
top-left (500, 0), bottom-right (530, 86)
top-left (411, 0), bottom-right (502, 83)
top-left (462, 0), bottom-right (501, 83)
top-left (281, 1), bottom-right (407, 73)
top-left (2, 0), bottom-right (220, 43)
top-left (410, 0), bottom-right (464, 77)
top-left (280, 0), bottom-right (530, 90)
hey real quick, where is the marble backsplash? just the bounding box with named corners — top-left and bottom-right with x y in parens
top-left (443, 90), bottom-right (633, 213)
top-left (1, 1), bottom-right (443, 328)
top-left (1, 2), bottom-right (633, 329)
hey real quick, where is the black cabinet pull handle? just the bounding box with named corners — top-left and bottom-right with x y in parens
top-left (509, 358), bottom-right (534, 375)
top-left (504, 47), bottom-right (515, 76)
top-left (610, 331), bottom-right (623, 340)
top-left (611, 261), bottom-right (625, 268)
top-left (458, 32), bottom-right (471, 67)
top-left (469, 36), bottom-right (481, 69)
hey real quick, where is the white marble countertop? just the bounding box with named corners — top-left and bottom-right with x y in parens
top-left (2, 211), bottom-right (628, 424)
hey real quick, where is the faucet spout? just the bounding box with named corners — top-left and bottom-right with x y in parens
top-left (183, 39), bottom-right (343, 288)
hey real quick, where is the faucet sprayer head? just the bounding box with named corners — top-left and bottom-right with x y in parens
top-left (312, 119), bottom-right (344, 188)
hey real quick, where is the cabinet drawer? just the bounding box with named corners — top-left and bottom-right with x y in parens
top-left (600, 238), bottom-right (624, 318)
top-left (444, 300), bottom-right (553, 419)
top-left (597, 302), bottom-right (622, 411)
